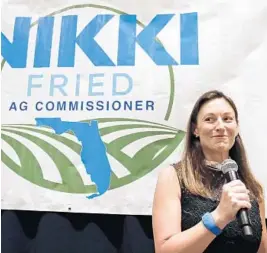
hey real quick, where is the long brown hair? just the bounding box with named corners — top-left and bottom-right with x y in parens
top-left (177, 90), bottom-right (263, 202)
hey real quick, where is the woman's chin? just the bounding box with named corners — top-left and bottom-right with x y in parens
top-left (213, 143), bottom-right (230, 152)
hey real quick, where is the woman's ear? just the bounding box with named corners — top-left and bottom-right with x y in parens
top-left (193, 126), bottom-right (199, 138)
top-left (235, 125), bottom-right (239, 138)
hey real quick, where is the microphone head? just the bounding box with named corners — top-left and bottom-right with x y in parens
top-left (221, 159), bottom-right (238, 174)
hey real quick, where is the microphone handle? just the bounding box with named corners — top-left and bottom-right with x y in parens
top-left (225, 170), bottom-right (239, 181)
top-left (224, 171), bottom-right (254, 240)
top-left (237, 209), bottom-right (254, 240)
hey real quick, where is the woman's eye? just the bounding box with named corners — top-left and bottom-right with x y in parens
top-left (224, 117), bottom-right (233, 122)
top-left (205, 117), bottom-right (214, 122)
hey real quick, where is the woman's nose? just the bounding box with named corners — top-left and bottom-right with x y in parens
top-left (215, 118), bottom-right (225, 131)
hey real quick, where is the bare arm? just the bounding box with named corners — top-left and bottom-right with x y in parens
top-left (258, 200), bottom-right (267, 253)
top-left (152, 166), bottom-right (226, 253)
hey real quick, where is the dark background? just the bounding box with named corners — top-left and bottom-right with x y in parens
top-left (1, 209), bottom-right (154, 253)
top-left (1, 209), bottom-right (266, 253)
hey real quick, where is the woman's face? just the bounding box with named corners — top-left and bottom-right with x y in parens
top-left (194, 98), bottom-right (239, 155)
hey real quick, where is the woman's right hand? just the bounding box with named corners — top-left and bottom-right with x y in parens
top-left (212, 179), bottom-right (251, 229)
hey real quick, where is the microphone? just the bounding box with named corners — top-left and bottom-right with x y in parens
top-left (221, 159), bottom-right (254, 240)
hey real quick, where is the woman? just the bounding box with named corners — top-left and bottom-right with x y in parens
top-left (152, 90), bottom-right (267, 253)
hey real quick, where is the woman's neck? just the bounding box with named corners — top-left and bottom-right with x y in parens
top-left (202, 150), bottom-right (229, 163)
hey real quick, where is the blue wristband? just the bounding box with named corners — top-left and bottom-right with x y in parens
top-left (202, 212), bottom-right (222, 236)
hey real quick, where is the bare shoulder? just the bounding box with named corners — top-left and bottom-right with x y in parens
top-left (157, 165), bottom-right (180, 185)
top-left (153, 165), bottom-right (183, 249)
top-left (155, 165), bottom-right (181, 199)
top-left (258, 198), bottom-right (266, 227)
top-left (258, 198), bottom-right (266, 212)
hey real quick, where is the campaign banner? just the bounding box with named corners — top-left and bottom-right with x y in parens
top-left (1, 0), bottom-right (267, 215)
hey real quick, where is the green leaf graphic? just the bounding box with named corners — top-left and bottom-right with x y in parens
top-left (1, 118), bottom-right (185, 193)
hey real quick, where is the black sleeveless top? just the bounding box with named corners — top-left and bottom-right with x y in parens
top-left (176, 167), bottom-right (262, 253)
